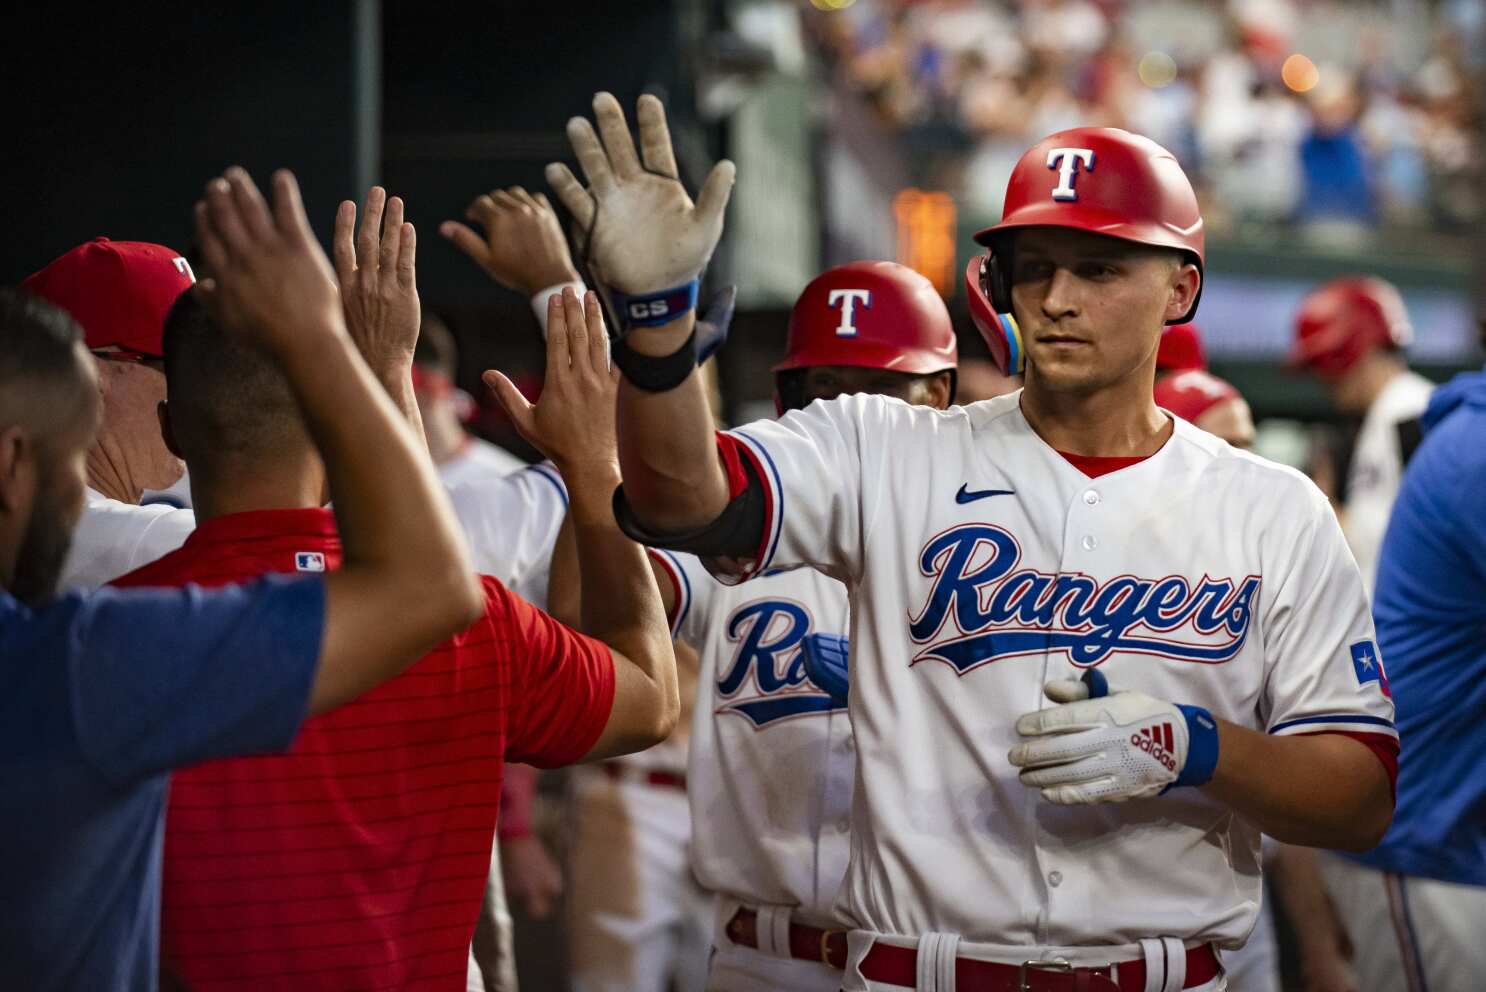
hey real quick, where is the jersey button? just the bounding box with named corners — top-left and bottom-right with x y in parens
top-left (837, 818), bottom-right (851, 833)
top-left (1081, 535), bottom-right (1098, 551)
top-left (1048, 870), bottom-right (1063, 887)
top-left (1083, 490), bottom-right (1100, 505)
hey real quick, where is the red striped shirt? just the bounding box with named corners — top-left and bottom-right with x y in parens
top-left (112, 508), bottom-right (614, 991)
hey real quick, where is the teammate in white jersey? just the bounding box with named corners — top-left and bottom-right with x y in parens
top-left (546, 95), bottom-right (1398, 992)
top-left (1288, 276), bottom-right (1434, 596)
top-left (600, 261), bottom-right (958, 992)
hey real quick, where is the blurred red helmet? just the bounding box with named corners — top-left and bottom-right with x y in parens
top-left (1156, 322), bottom-right (1207, 372)
top-left (22, 238), bottom-right (195, 359)
top-left (1289, 276), bottom-right (1412, 380)
top-left (775, 261), bottom-right (957, 377)
top-left (966, 127), bottom-right (1205, 374)
top-left (1155, 369), bottom-right (1240, 424)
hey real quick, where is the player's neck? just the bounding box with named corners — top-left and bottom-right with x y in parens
top-left (187, 457), bottom-right (327, 524)
top-left (1019, 376), bottom-right (1172, 458)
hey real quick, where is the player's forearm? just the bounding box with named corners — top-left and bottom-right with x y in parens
top-left (567, 464), bottom-right (678, 745)
top-left (1202, 721), bottom-right (1393, 850)
top-left (545, 510), bottom-right (581, 628)
top-left (284, 329), bottom-right (481, 626)
top-left (374, 360), bottom-right (430, 455)
top-left (615, 314), bottom-right (732, 533)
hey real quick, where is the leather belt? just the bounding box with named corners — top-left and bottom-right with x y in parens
top-left (600, 762), bottom-right (686, 791)
top-left (724, 907), bottom-right (849, 970)
top-left (858, 940), bottom-right (1221, 991)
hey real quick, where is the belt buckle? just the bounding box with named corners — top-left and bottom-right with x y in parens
top-left (1016, 958), bottom-right (1072, 992)
top-left (818, 928), bottom-right (846, 967)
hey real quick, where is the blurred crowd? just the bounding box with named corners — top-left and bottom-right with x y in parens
top-left (807, 0), bottom-right (1483, 244)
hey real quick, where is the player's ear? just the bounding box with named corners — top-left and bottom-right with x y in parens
top-left (0, 425), bottom-right (38, 516)
top-left (157, 400), bottom-right (184, 460)
top-left (1163, 261), bottom-right (1201, 324)
top-left (920, 370), bottom-right (955, 411)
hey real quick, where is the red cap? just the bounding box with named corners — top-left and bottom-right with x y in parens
top-left (1156, 322), bottom-right (1207, 372)
top-left (1155, 369), bottom-right (1240, 424)
top-left (1288, 276), bottom-right (1411, 380)
top-left (22, 238), bottom-right (196, 358)
top-left (774, 261), bottom-right (957, 376)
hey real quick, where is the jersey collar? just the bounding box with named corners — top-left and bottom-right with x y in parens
top-left (185, 507), bottom-right (338, 549)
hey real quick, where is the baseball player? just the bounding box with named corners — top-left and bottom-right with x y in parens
top-left (0, 166), bottom-right (484, 990)
top-left (550, 94), bottom-right (1399, 991)
top-left (549, 260), bottom-right (958, 992)
top-left (1289, 276), bottom-right (1433, 596)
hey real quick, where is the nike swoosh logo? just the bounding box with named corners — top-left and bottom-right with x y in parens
top-left (956, 484), bottom-right (1016, 504)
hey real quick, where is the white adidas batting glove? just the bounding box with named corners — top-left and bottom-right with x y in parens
top-left (546, 92), bottom-right (734, 300)
top-left (1008, 670), bottom-right (1221, 805)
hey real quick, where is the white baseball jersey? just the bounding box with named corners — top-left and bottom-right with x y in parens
top-left (710, 390), bottom-right (1395, 948)
top-left (447, 462), bottom-right (567, 609)
top-left (439, 437), bottom-right (529, 489)
top-left (60, 488), bottom-right (197, 590)
top-left (1342, 370), bottom-right (1433, 597)
top-left (652, 550), bottom-right (853, 922)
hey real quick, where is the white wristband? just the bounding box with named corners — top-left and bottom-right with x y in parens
top-left (529, 280), bottom-right (590, 338)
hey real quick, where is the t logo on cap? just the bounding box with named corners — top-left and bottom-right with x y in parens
top-left (1046, 148), bottom-right (1095, 201)
top-left (827, 289), bottom-right (871, 337)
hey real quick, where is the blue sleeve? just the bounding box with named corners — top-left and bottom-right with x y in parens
top-left (67, 575), bottom-right (325, 785)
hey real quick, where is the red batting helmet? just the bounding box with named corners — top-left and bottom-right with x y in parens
top-left (1156, 322), bottom-right (1207, 372)
top-left (23, 238), bottom-right (195, 359)
top-left (965, 127), bottom-right (1205, 374)
top-left (1155, 369), bottom-right (1240, 424)
top-left (774, 261), bottom-right (957, 408)
top-left (1289, 276), bottom-right (1412, 380)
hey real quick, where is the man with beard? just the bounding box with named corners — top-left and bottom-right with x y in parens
top-left (0, 167), bottom-right (483, 990)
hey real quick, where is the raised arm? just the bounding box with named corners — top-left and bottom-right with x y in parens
top-left (441, 184), bottom-right (583, 304)
top-left (332, 186), bottom-right (425, 445)
top-left (486, 288), bottom-right (677, 757)
top-left (546, 92), bottom-right (734, 534)
top-left (195, 168), bottom-right (482, 714)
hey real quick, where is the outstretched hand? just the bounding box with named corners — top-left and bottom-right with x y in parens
top-left (546, 92), bottom-right (734, 294)
top-left (484, 288), bottom-right (617, 478)
top-left (332, 186), bottom-right (420, 373)
top-left (441, 186), bottom-right (580, 296)
top-left (193, 167), bottom-right (344, 355)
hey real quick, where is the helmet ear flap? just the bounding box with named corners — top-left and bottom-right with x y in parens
top-left (964, 254), bottom-right (1025, 377)
top-left (986, 245), bottom-right (1014, 315)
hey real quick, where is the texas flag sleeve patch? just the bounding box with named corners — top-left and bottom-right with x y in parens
top-left (1350, 639), bottom-right (1391, 698)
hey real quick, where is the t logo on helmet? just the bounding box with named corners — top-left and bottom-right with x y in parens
top-left (1046, 148), bottom-right (1095, 201)
top-left (827, 288), bottom-right (871, 337)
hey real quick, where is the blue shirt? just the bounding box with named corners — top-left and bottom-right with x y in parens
top-left (1351, 369), bottom-right (1486, 885)
top-left (0, 575), bottom-right (324, 990)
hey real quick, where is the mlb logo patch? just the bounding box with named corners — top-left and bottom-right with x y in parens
top-left (294, 551), bottom-right (326, 573)
top-left (1350, 640), bottom-right (1391, 698)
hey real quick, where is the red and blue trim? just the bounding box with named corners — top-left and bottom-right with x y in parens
top-left (526, 462), bottom-right (568, 507)
top-left (717, 429), bottom-right (784, 581)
